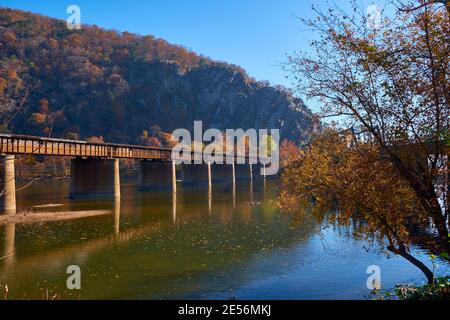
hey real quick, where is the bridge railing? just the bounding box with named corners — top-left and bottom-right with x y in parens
top-left (0, 134), bottom-right (173, 160)
top-left (0, 134), bottom-right (266, 163)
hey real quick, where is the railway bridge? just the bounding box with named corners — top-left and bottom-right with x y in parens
top-left (0, 134), bottom-right (267, 214)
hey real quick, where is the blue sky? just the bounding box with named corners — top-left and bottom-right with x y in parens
top-left (1, 0), bottom-right (382, 111)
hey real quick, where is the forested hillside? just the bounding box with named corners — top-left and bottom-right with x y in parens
top-left (0, 8), bottom-right (319, 145)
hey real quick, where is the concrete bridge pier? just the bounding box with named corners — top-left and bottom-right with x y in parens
top-left (114, 159), bottom-right (121, 199)
top-left (208, 185), bottom-right (212, 214)
top-left (70, 158), bottom-right (121, 199)
top-left (181, 162), bottom-right (235, 186)
top-left (250, 178), bottom-right (254, 204)
top-left (172, 161), bottom-right (177, 193)
top-left (208, 162), bottom-right (212, 190)
top-left (232, 163), bottom-right (236, 186)
top-left (232, 183), bottom-right (236, 210)
top-left (114, 198), bottom-right (121, 237)
top-left (172, 190), bottom-right (177, 225)
top-left (138, 160), bottom-right (176, 190)
top-left (1, 155), bottom-right (16, 214)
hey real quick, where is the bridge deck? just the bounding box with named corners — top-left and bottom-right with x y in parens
top-left (0, 134), bottom-right (260, 162)
top-left (0, 134), bottom-right (173, 160)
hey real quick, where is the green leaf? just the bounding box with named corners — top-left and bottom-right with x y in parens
top-left (440, 252), bottom-right (450, 260)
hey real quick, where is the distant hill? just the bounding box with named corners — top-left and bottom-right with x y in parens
top-left (0, 8), bottom-right (319, 145)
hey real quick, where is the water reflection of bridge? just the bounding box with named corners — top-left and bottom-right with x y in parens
top-left (0, 180), bottom-right (271, 296)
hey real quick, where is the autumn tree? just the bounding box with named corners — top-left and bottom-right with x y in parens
top-left (139, 126), bottom-right (179, 148)
top-left (86, 136), bottom-right (105, 144)
top-left (1, 8), bottom-right (318, 146)
top-left (138, 130), bottom-right (162, 147)
top-left (279, 129), bottom-right (445, 283)
top-left (398, 0), bottom-right (450, 14)
top-left (157, 132), bottom-right (177, 149)
top-left (287, 0), bottom-right (449, 253)
top-left (280, 139), bottom-right (301, 167)
top-left (29, 98), bottom-right (65, 137)
top-left (0, 58), bottom-right (29, 133)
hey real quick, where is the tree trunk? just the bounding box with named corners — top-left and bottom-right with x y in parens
top-left (418, 187), bottom-right (450, 253)
top-left (388, 151), bottom-right (450, 253)
top-left (388, 246), bottom-right (434, 284)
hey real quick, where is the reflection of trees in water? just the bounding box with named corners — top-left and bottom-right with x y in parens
top-left (0, 181), bottom-right (320, 299)
top-left (279, 131), bottom-right (450, 284)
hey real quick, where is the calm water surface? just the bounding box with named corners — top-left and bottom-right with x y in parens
top-left (0, 179), bottom-right (448, 300)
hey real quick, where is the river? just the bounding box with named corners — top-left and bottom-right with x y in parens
top-left (0, 179), bottom-right (448, 300)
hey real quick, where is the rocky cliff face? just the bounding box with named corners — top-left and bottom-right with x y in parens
top-left (0, 8), bottom-right (319, 144)
top-left (121, 62), bottom-right (318, 144)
